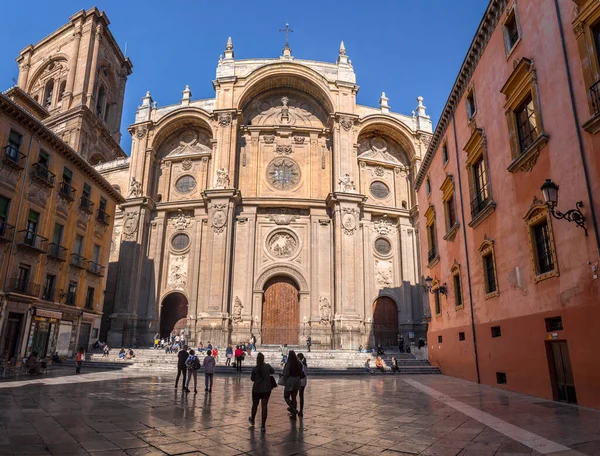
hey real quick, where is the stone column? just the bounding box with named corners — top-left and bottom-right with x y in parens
top-left (85, 24), bottom-right (102, 108)
top-left (327, 192), bottom-right (366, 350)
top-left (64, 29), bottom-right (82, 108)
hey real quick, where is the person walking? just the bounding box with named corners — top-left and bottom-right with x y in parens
top-left (306, 336), bottom-right (312, 353)
top-left (185, 349), bottom-right (201, 393)
top-left (225, 344), bottom-right (233, 366)
top-left (281, 350), bottom-right (303, 420)
top-left (280, 343), bottom-right (289, 366)
top-left (297, 353), bottom-right (308, 417)
top-left (176, 345), bottom-right (189, 390)
top-left (75, 347), bottom-right (85, 374)
top-left (153, 333), bottom-right (160, 349)
top-left (234, 345), bottom-right (244, 373)
top-left (391, 356), bottom-right (400, 373)
top-left (102, 344), bottom-right (110, 358)
top-left (203, 349), bottom-right (216, 392)
top-left (398, 334), bottom-right (405, 353)
top-left (248, 352), bottom-right (274, 432)
top-left (250, 334), bottom-right (256, 352)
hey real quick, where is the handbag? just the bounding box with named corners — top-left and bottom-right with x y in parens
top-left (277, 374), bottom-right (285, 386)
top-left (270, 375), bottom-right (278, 388)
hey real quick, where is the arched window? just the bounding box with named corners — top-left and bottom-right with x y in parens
top-left (58, 81), bottom-right (66, 100)
top-left (104, 103), bottom-right (111, 123)
top-left (96, 85), bottom-right (106, 116)
top-left (44, 80), bottom-right (54, 108)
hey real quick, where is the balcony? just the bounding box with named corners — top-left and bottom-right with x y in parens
top-left (0, 220), bottom-right (15, 242)
top-left (31, 162), bottom-right (56, 187)
top-left (96, 209), bottom-right (110, 226)
top-left (70, 253), bottom-right (87, 269)
top-left (583, 79), bottom-right (600, 133)
top-left (58, 181), bottom-right (76, 202)
top-left (470, 188), bottom-right (492, 219)
top-left (87, 261), bottom-right (105, 277)
top-left (47, 243), bottom-right (67, 262)
top-left (40, 287), bottom-right (56, 302)
top-left (2, 145), bottom-right (25, 170)
top-left (16, 230), bottom-right (48, 253)
top-left (591, 79), bottom-right (600, 117)
top-left (79, 196), bottom-right (95, 214)
top-left (6, 277), bottom-right (40, 297)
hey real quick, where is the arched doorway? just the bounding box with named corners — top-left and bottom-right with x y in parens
top-left (372, 296), bottom-right (398, 347)
top-left (160, 292), bottom-right (188, 338)
top-left (262, 276), bottom-right (300, 345)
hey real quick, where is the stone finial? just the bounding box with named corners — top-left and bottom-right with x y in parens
top-left (379, 92), bottom-right (390, 114)
top-left (181, 85), bottom-right (192, 105)
top-left (224, 36), bottom-right (234, 59)
top-left (141, 91), bottom-right (152, 107)
top-left (415, 96), bottom-right (433, 133)
top-left (337, 40), bottom-right (350, 65)
top-left (416, 96), bottom-right (429, 118)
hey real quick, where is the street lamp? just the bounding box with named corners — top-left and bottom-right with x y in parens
top-left (540, 179), bottom-right (587, 236)
top-left (423, 276), bottom-right (448, 297)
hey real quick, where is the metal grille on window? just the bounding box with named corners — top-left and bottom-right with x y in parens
top-left (516, 95), bottom-right (538, 153)
top-left (374, 238), bottom-right (391, 255)
top-left (370, 181), bottom-right (390, 199)
top-left (175, 175), bottom-right (196, 193)
top-left (534, 221), bottom-right (554, 274)
top-left (171, 233), bottom-right (190, 250)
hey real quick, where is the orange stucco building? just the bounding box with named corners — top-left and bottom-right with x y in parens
top-left (415, 0), bottom-right (600, 409)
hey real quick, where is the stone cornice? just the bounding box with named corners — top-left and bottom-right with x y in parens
top-left (415, 0), bottom-right (507, 190)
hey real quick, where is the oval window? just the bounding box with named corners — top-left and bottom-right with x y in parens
top-left (374, 238), bottom-right (392, 255)
top-left (171, 233), bottom-right (190, 250)
top-left (175, 175), bottom-right (196, 193)
top-left (370, 181), bottom-right (390, 199)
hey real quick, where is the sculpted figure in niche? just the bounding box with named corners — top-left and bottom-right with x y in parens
top-left (339, 173), bottom-right (356, 193)
top-left (162, 130), bottom-right (212, 158)
top-left (215, 168), bottom-right (230, 189)
top-left (269, 233), bottom-right (297, 258)
top-left (168, 256), bottom-right (188, 289)
top-left (244, 92), bottom-right (327, 128)
top-left (128, 177), bottom-right (142, 198)
top-left (319, 296), bottom-right (331, 324)
top-left (232, 297), bottom-right (243, 324)
top-left (357, 135), bottom-right (410, 166)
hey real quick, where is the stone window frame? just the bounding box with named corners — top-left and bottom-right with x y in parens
top-left (524, 198), bottom-right (559, 283)
top-left (500, 58), bottom-right (549, 174)
top-left (432, 278), bottom-right (442, 317)
top-left (465, 84), bottom-right (477, 123)
top-left (450, 262), bottom-right (464, 310)
top-left (573, 1), bottom-right (600, 132)
top-left (170, 232), bottom-right (191, 253)
top-left (441, 139), bottom-right (449, 167)
top-left (478, 237), bottom-right (499, 300)
top-left (424, 205), bottom-right (440, 268)
top-left (464, 128), bottom-right (496, 228)
top-left (440, 174), bottom-right (459, 242)
top-left (174, 174), bottom-right (197, 194)
top-left (502, 2), bottom-right (522, 58)
top-left (425, 176), bottom-right (432, 197)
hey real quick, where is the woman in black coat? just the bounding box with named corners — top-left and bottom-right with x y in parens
top-left (248, 352), bottom-right (274, 432)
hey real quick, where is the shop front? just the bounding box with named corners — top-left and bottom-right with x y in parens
top-left (0, 299), bottom-right (31, 363)
top-left (26, 309), bottom-right (61, 359)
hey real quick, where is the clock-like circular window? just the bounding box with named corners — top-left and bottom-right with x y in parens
top-left (266, 158), bottom-right (301, 190)
top-left (175, 175), bottom-right (196, 193)
top-left (370, 181), bottom-right (390, 199)
top-left (374, 237), bottom-right (392, 255)
top-left (171, 233), bottom-right (190, 250)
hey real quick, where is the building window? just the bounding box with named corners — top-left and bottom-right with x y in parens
top-left (172, 233), bottom-right (190, 250)
top-left (58, 80), bottom-right (66, 100)
top-left (42, 274), bottom-right (56, 301)
top-left (369, 181), bottom-right (390, 199)
top-left (38, 150), bottom-right (50, 168)
top-left (464, 128), bottom-right (495, 227)
top-left (441, 142), bottom-right (449, 165)
top-left (503, 6), bottom-right (520, 54)
top-left (426, 177), bottom-right (431, 196)
top-left (545, 317), bottom-right (563, 332)
top-left (175, 175), bottom-right (196, 193)
top-left (24, 210), bottom-right (39, 246)
top-left (424, 206), bottom-right (438, 266)
top-left (524, 201), bottom-right (559, 282)
top-left (459, 332), bottom-right (465, 341)
top-left (74, 234), bottom-right (84, 255)
top-left (479, 238), bottom-right (499, 298)
top-left (574, 5), bottom-right (600, 126)
top-left (437, 335), bottom-right (443, 344)
top-left (434, 292), bottom-right (441, 316)
top-left (17, 264), bottom-right (30, 291)
top-left (85, 287), bottom-right (95, 310)
top-left (0, 195), bottom-right (10, 223)
top-left (491, 326), bottom-right (502, 338)
top-left (466, 88), bottom-right (476, 119)
top-left (96, 85), bottom-right (106, 116)
top-left (451, 263), bottom-right (463, 309)
top-left (496, 372), bottom-right (507, 384)
top-left (501, 58), bottom-right (548, 173)
top-left (44, 79), bottom-right (54, 108)
top-left (440, 174), bottom-right (458, 240)
top-left (66, 281), bottom-right (77, 305)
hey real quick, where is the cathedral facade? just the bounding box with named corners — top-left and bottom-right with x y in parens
top-left (98, 38), bottom-right (433, 349)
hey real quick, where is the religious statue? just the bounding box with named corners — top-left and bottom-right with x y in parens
top-left (338, 173), bottom-right (356, 193)
top-left (269, 233), bottom-right (297, 258)
top-left (128, 177), bottom-right (142, 198)
top-left (319, 296), bottom-right (331, 324)
top-left (232, 296), bottom-right (243, 324)
top-left (280, 96), bottom-right (290, 123)
top-left (215, 168), bottom-right (230, 189)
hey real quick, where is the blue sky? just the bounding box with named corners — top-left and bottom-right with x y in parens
top-left (0, 1), bottom-right (488, 155)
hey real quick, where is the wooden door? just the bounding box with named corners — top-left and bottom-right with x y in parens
top-left (372, 297), bottom-right (398, 347)
top-left (547, 341), bottom-right (577, 404)
top-left (262, 277), bottom-right (299, 345)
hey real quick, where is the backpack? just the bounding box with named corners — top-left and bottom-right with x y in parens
top-left (187, 356), bottom-right (200, 370)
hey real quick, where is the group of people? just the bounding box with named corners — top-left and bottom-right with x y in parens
top-left (155, 331), bottom-right (187, 354)
top-left (118, 348), bottom-right (135, 360)
top-left (174, 345), bottom-right (217, 393)
top-left (248, 349), bottom-right (308, 432)
top-left (364, 355), bottom-right (401, 374)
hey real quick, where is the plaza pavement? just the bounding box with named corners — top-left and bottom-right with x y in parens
top-left (0, 368), bottom-right (598, 455)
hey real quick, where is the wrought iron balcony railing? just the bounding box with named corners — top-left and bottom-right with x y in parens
top-left (3, 145), bottom-right (25, 170)
top-left (70, 253), bottom-right (87, 269)
top-left (58, 181), bottom-right (76, 202)
top-left (0, 220), bottom-right (15, 242)
top-left (96, 209), bottom-right (110, 226)
top-left (6, 277), bottom-right (40, 297)
top-left (87, 261), bottom-right (105, 277)
top-left (16, 229), bottom-right (48, 253)
top-left (31, 162), bottom-right (56, 187)
top-left (47, 243), bottom-right (68, 261)
top-left (79, 196), bottom-right (95, 214)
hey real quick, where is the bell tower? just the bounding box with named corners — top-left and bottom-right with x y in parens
top-left (15, 7), bottom-right (132, 164)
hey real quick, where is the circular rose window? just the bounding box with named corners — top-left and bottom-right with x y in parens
top-left (267, 158), bottom-right (301, 190)
top-left (171, 233), bottom-right (190, 250)
top-left (374, 237), bottom-right (392, 255)
top-left (370, 181), bottom-right (390, 199)
top-left (175, 175), bottom-right (196, 193)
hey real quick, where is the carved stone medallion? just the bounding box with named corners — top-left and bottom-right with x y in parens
top-left (218, 112), bottom-right (232, 127)
top-left (339, 116), bottom-right (353, 131)
top-left (123, 211), bottom-right (139, 241)
top-left (275, 145), bottom-right (293, 155)
top-left (181, 158), bottom-right (192, 170)
top-left (210, 204), bottom-right (227, 234)
top-left (267, 229), bottom-right (299, 258)
top-left (170, 212), bottom-right (192, 231)
top-left (341, 208), bottom-right (358, 236)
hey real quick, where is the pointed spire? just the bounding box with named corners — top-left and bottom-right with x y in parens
top-left (337, 40), bottom-right (350, 65)
top-left (224, 36), bottom-right (234, 59)
top-left (181, 85), bottom-right (192, 105)
top-left (379, 92), bottom-right (390, 114)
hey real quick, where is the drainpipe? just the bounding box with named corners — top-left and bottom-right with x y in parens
top-left (553, 0), bottom-right (600, 257)
top-left (452, 117), bottom-right (481, 384)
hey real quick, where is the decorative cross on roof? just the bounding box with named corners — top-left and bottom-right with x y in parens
top-left (279, 23), bottom-right (294, 48)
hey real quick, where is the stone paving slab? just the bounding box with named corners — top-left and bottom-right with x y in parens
top-left (0, 370), bottom-right (598, 455)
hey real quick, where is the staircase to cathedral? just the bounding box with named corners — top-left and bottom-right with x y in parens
top-left (67, 347), bottom-right (440, 375)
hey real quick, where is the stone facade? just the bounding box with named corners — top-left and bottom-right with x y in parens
top-left (98, 38), bottom-right (432, 350)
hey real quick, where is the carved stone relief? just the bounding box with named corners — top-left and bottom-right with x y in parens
top-left (267, 230), bottom-right (299, 258)
top-left (122, 211), bottom-right (139, 241)
top-left (338, 173), bottom-right (356, 193)
top-left (210, 203), bottom-right (228, 234)
top-left (275, 145), bottom-right (293, 155)
top-left (339, 116), bottom-right (354, 131)
top-left (164, 130), bottom-right (211, 157)
top-left (128, 177), bottom-right (142, 198)
top-left (258, 208), bottom-right (309, 225)
top-left (341, 207), bottom-right (358, 236)
top-left (319, 296), bottom-right (331, 324)
top-left (218, 112), bottom-right (232, 127)
top-left (167, 255), bottom-right (187, 289)
top-left (232, 296), bottom-right (243, 324)
top-left (358, 136), bottom-right (410, 166)
top-left (263, 135), bottom-right (275, 144)
top-left (181, 158), bottom-right (192, 170)
top-left (214, 168), bottom-right (230, 189)
top-left (373, 217), bottom-right (394, 235)
top-left (169, 212), bottom-right (192, 231)
top-left (375, 260), bottom-right (393, 288)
